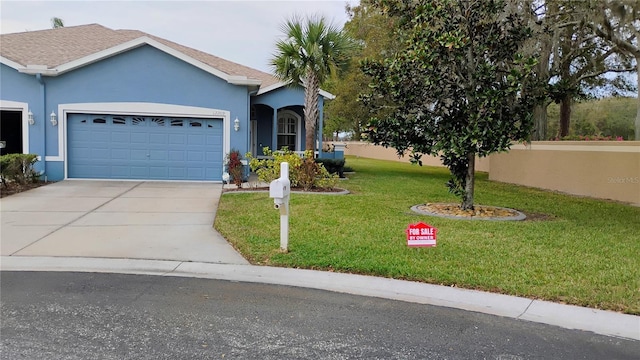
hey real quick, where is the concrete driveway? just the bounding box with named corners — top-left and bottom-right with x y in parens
top-left (0, 181), bottom-right (248, 264)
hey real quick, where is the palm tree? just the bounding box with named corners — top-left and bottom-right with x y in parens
top-left (51, 17), bottom-right (64, 29)
top-left (271, 16), bottom-right (355, 151)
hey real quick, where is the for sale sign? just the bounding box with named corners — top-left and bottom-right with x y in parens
top-left (406, 222), bottom-right (437, 247)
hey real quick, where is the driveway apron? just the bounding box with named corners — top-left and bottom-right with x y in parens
top-left (0, 181), bottom-right (248, 264)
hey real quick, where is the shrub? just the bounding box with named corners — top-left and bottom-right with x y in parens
top-left (0, 153), bottom-right (39, 187)
top-left (225, 149), bottom-right (244, 188)
top-left (247, 147), bottom-right (302, 186)
top-left (315, 158), bottom-right (345, 178)
top-left (247, 147), bottom-right (338, 190)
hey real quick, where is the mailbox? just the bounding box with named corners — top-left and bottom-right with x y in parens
top-left (269, 178), bottom-right (290, 208)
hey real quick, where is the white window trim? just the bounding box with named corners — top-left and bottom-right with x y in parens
top-left (0, 100), bottom-right (30, 154)
top-left (276, 109), bottom-right (302, 151)
top-left (52, 102), bottom-right (230, 179)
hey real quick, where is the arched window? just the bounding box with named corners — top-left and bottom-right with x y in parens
top-left (277, 110), bottom-right (301, 151)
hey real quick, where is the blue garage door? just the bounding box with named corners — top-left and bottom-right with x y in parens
top-left (67, 114), bottom-right (223, 180)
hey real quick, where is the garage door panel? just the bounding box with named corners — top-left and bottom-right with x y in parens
top-left (207, 134), bottom-right (222, 145)
top-left (111, 149), bottom-right (129, 160)
top-left (68, 114), bottom-right (223, 180)
top-left (130, 149), bottom-right (148, 161)
top-left (130, 166), bottom-right (149, 177)
top-left (168, 167), bottom-right (186, 178)
top-left (130, 133), bottom-right (148, 144)
top-left (188, 134), bottom-right (204, 145)
top-left (168, 151), bottom-right (184, 161)
top-left (168, 134), bottom-right (186, 145)
top-left (188, 151), bottom-right (203, 161)
top-left (149, 150), bottom-right (167, 161)
top-left (187, 168), bottom-right (205, 178)
top-left (91, 149), bottom-right (110, 161)
top-left (149, 133), bottom-right (167, 144)
top-left (111, 165), bottom-right (130, 177)
top-left (111, 133), bottom-right (130, 145)
top-left (205, 151), bottom-right (219, 162)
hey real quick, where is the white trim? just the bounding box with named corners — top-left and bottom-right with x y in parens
top-left (11, 36), bottom-right (262, 86)
top-left (256, 80), bottom-right (335, 99)
top-left (0, 100), bottom-right (30, 154)
top-left (64, 178), bottom-right (222, 184)
top-left (320, 89), bottom-right (336, 100)
top-left (256, 82), bottom-right (288, 95)
top-left (55, 102), bottom-right (230, 179)
top-left (277, 109), bottom-right (302, 151)
top-left (0, 56), bottom-right (26, 72)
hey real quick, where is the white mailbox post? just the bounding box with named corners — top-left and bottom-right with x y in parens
top-left (269, 162), bottom-right (291, 252)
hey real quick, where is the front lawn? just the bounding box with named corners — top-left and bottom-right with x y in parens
top-left (215, 157), bottom-right (640, 314)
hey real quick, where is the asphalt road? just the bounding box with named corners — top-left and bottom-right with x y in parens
top-left (1, 271), bottom-right (638, 360)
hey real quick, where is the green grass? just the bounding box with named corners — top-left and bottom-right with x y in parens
top-left (215, 157), bottom-right (640, 314)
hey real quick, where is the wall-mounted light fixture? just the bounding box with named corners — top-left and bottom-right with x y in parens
top-left (234, 117), bottom-right (240, 132)
top-left (50, 111), bottom-right (58, 126)
top-left (28, 110), bottom-right (35, 125)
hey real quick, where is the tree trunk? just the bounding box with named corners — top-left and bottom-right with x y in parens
top-left (636, 59), bottom-right (640, 140)
top-left (532, 103), bottom-right (549, 140)
top-left (461, 152), bottom-right (475, 210)
top-left (559, 95), bottom-right (571, 138)
top-left (303, 69), bottom-right (320, 151)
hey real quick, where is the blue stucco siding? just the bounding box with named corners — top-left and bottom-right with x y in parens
top-left (253, 86), bottom-right (306, 109)
top-left (2, 45), bottom-right (253, 180)
top-left (45, 45), bottom-right (250, 156)
top-left (1, 64), bottom-right (46, 172)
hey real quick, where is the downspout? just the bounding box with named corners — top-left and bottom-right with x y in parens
top-left (36, 73), bottom-right (46, 178)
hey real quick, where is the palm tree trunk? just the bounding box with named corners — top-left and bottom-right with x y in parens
top-left (304, 69), bottom-right (320, 151)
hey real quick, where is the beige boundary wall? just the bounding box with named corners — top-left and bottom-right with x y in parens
top-left (335, 141), bottom-right (491, 172)
top-left (333, 141), bottom-right (640, 205)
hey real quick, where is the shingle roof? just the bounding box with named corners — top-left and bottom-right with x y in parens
top-left (0, 23), bottom-right (280, 89)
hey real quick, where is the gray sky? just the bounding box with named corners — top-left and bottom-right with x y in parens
top-left (0, 0), bottom-right (358, 73)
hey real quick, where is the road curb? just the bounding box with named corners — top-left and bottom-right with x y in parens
top-left (1, 255), bottom-right (638, 341)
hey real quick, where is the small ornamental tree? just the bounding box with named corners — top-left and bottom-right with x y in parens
top-left (226, 150), bottom-right (244, 188)
top-left (361, 0), bottom-right (539, 210)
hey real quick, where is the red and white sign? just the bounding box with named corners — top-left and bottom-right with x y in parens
top-left (406, 222), bottom-right (437, 247)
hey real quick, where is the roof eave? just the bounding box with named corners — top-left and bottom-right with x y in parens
top-left (228, 76), bottom-right (262, 86)
top-left (5, 36), bottom-right (262, 86)
top-left (0, 56), bottom-right (27, 72)
top-left (255, 81), bottom-right (336, 99)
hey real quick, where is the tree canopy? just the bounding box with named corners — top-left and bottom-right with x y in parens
top-left (324, 1), bottom-right (400, 140)
top-left (361, 0), bottom-right (538, 210)
top-left (521, 0), bottom-right (636, 140)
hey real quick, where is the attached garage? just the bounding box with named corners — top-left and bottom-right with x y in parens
top-left (67, 113), bottom-right (224, 181)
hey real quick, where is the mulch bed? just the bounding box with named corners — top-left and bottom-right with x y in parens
top-left (415, 203), bottom-right (555, 221)
top-left (0, 181), bottom-right (51, 198)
